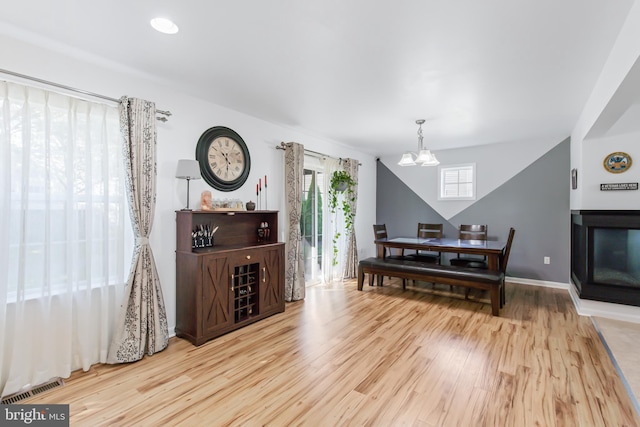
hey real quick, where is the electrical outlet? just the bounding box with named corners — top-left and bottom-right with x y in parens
top-left (544, 256), bottom-right (550, 265)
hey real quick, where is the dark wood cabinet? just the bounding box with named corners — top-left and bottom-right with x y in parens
top-left (201, 253), bottom-right (233, 337)
top-left (260, 246), bottom-right (284, 314)
top-left (175, 210), bottom-right (285, 346)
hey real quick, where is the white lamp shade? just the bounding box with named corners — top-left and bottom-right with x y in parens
top-left (175, 159), bottom-right (201, 179)
top-left (415, 149), bottom-right (432, 164)
top-left (398, 152), bottom-right (416, 166)
top-left (416, 150), bottom-right (440, 166)
top-left (420, 151), bottom-right (440, 166)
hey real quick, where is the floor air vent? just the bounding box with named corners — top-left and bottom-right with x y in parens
top-left (1, 378), bottom-right (64, 404)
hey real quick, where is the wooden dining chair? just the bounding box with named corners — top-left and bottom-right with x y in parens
top-left (413, 223), bottom-right (443, 264)
top-left (463, 227), bottom-right (515, 302)
top-left (373, 224), bottom-right (410, 260)
top-left (499, 227), bottom-right (516, 306)
top-left (450, 224), bottom-right (488, 269)
top-left (372, 224), bottom-right (409, 286)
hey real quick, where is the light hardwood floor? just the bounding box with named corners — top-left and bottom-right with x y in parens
top-left (23, 279), bottom-right (640, 426)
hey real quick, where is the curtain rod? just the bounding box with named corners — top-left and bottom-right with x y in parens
top-left (276, 141), bottom-right (361, 165)
top-left (0, 68), bottom-right (172, 121)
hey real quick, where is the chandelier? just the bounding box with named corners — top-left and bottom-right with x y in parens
top-left (398, 119), bottom-right (439, 166)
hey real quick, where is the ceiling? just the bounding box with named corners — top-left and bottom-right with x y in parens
top-left (0, 0), bottom-right (635, 156)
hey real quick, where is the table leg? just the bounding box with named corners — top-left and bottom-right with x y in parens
top-left (488, 254), bottom-right (499, 271)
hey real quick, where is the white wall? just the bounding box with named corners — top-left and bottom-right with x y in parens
top-left (580, 131), bottom-right (640, 209)
top-left (571, 0), bottom-right (640, 210)
top-left (0, 34), bottom-right (377, 333)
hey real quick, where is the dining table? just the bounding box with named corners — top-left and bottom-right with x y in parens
top-left (375, 237), bottom-right (507, 271)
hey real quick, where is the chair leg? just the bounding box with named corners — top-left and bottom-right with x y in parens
top-left (490, 286), bottom-right (500, 316)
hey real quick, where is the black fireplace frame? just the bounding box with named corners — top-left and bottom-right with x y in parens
top-left (571, 210), bottom-right (640, 306)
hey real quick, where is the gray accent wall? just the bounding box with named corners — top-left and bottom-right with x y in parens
top-left (376, 137), bottom-right (571, 283)
top-left (376, 160), bottom-right (459, 239)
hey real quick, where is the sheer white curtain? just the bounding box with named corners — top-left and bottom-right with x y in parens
top-left (321, 158), bottom-right (343, 283)
top-left (0, 81), bottom-right (125, 397)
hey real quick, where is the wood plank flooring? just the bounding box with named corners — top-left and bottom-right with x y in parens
top-left (23, 279), bottom-right (640, 426)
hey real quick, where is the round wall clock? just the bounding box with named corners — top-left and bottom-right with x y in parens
top-left (603, 152), bottom-right (632, 174)
top-left (196, 126), bottom-right (251, 191)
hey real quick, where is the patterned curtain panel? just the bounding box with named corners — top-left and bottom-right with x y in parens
top-left (342, 159), bottom-right (359, 278)
top-left (107, 97), bottom-right (169, 363)
top-left (284, 142), bottom-right (305, 301)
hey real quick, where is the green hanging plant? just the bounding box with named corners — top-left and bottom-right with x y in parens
top-left (329, 170), bottom-right (356, 266)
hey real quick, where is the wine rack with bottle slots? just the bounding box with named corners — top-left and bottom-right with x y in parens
top-left (233, 263), bottom-right (258, 322)
top-left (175, 210), bottom-right (284, 346)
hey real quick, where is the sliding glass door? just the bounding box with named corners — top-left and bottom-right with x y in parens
top-left (301, 154), bottom-right (342, 285)
top-left (301, 166), bottom-right (324, 285)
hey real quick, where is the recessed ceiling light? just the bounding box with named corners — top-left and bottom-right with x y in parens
top-left (150, 17), bottom-right (179, 35)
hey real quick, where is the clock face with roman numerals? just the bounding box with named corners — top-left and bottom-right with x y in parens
top-left (207, 136), bottom-right (245, 182)
top-left (196, 127), bottom-right (251, 192)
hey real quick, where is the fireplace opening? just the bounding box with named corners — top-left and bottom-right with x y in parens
top-left (593, 228), bottom-right (640, 287)
top-left (572, 211), bottom-right (640, 306)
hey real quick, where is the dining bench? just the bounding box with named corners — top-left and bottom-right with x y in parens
top-left (357, 257), bottom-right (505, 316)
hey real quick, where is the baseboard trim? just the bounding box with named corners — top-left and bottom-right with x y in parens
top-left (507, 276), bottom-right (568, 289)
top-left (569, 284), bottom-right (640, 323)
top-left (507, 276), bottom-right (640, 324)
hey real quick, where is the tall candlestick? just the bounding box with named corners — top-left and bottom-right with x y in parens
top-left (264, 175), bottom-right (267, 210)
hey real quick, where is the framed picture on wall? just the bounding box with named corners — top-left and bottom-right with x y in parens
top-left (603, 152), bottom-right (632, 173)
top-left (571, 168), bottom-right (578, 189)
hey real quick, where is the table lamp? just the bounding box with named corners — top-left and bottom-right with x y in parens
top-left (175, 159), bottom-right (201, 210)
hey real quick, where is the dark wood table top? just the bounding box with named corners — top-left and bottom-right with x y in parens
top-left (375, 237), bottom-right (507, 271)
top-left (375, 237), bottom-right (505, 254)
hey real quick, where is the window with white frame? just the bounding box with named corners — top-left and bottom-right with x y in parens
top-left (438, 163), bottom-right (476, 200)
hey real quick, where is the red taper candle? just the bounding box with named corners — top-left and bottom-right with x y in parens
top-left (256, 184), bottom-right (258, 196)
top-left (259, 178), bottom-right (262, 190)
top-left (264, 175), bottom-right (267, 187)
